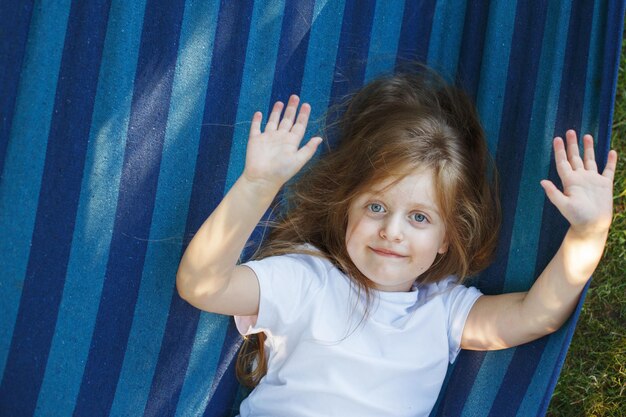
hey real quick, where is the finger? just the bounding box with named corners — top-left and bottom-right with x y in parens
top-left (553, 136), bottom-right (572, 179)
top-left (278, 95), bottom-right (300, 131)
top-left (265, 101), bottom-right (284, 131)
top-left (294, 136), bottom-right (323, 168)
top-left (565, 130), bottom-right (584, 169)
top-left (601, 149), bottom-right (618, 182)
top-left (540, 179), bottom-right (568, 210)
top-left (290, 103), bottom-right (311, 137)
top-left (249, 111), bottom-right (262, 136)
top-left (582, 134), bottom-right (597, 171)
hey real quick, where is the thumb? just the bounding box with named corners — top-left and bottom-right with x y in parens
top-left (295, 136), bottom-right (323, 167)
top-left (540, 180), bottom-right (567, 209)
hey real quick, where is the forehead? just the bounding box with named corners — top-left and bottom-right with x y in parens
top-left (368, 168), bottom-right (434, 194)
top-left (360, 169), bottom-right (440, 209)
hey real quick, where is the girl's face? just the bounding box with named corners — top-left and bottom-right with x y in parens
top-left (345, 169), bottom-right (448, 292)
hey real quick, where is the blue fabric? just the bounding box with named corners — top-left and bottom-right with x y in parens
top-left (1, 1), bottom-right (624, 416)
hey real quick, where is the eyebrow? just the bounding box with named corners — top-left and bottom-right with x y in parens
top-left (365, 192), bottom-right (442, 217)
top-left (408, 202), bottom-right (441, 217)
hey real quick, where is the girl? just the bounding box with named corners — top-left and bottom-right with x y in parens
top-left (176, 71), bottom-right (617, 416)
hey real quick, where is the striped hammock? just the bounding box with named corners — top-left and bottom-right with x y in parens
top-left (1, 1), bottom-right (624, 416)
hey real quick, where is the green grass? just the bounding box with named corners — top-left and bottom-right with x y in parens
top-left (546, 32), bottom-right (626, 417)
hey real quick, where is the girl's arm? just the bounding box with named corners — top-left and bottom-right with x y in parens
top-left (176, 95), bottom-right (322, 316)
top-left (461, 130), bottom-right (617, 350)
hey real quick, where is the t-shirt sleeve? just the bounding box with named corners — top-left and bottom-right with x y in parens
top-left (436, 277), bottom-right (483, 363)
top-left (234, 253), bottom-right (327, 336)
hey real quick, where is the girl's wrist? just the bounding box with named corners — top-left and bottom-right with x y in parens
top-left (238, 174), bottom-right (282, 200)
top-left (567, 224), bottom-right (610, 243)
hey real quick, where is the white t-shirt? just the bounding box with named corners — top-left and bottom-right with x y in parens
top-left (235, 250), bottom-right (482, 417)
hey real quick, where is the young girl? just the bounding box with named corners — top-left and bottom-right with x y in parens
top-left (176, 71), bottom-right (617, 416)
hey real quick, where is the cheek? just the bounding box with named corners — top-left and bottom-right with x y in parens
top-left (345, 215), bottom-right (374, 253)
top-left (409, 231), bottom-right (445, 258)
top-left (348, 215), bottom-right (378, 240)
top-left (345, 211), bottom-right (361, 239)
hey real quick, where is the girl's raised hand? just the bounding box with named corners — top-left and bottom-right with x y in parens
top-left (540, 130), bottom-right (617, 236)
top-left (243, 95), bottom-right (323, 190)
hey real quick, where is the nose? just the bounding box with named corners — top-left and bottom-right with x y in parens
top-left (380, 215), bottom-right (403, 241)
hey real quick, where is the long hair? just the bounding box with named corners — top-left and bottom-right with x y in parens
top-left (236, 69), bottom-right (501, 388)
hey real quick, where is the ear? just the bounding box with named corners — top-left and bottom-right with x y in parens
top-left (437, 237), bottom-right (449, 254)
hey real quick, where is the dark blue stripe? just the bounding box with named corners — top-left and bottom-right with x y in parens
top-left (488, 338), bottom-right (549, 416)
top-left (550, 1), bottom-right (594, 137)
top-left (109, 0), bottom-right (220, 414)
top-left (464, 1), bottom-right (547, 414)
top-left (487, 2), bottom-right (595, 414)
top-left (36, 0), bottom-right (148, 413)
top-left (596, 0), bottom-right (626, 162)
top-left (239, 0), bottom-right (315, 262)
top-left (456, 1), bottom-right (490, 99)
top-left (0, 0), bottom-right (72, 380)
top-left (438, 1), bottom-right (550, 412)
top-left (203, 321), bottom-right (243, 417)
top-left (489, 1), bottom-right (594, 414)
top-left (143, 1), bottom-right (254, 413)
top-left (0, 0), bottom-right (34, 177)
top-left (326, 0), bottom-right (376, 149)
top-left (580, 0), bottom-right (604, 138)
top-left (490, 1), bottom-right (571, 413)
top-left (0, 1), bottom-right (111, 416)
top-left (142, 298), bottom-right (202, 417)
top-left (72, 0), bottom-right (186, 414)
top-left (535, 0), bottom-right (594, 277)
top-left (395, 0), bottom-right (436, 67)
top-left (331, 0), bottom-right (376, 97)
top-left (433, 351), bottom-right (486, 416)
top-left (270, 0), bottom-right (314, 101)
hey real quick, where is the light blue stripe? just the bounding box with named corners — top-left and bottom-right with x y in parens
top-left (223, 1), bottom-right (286, 192)
top-left (0, 0), bottom-right (71, 377)
top-left (107, 1), bottom-right (221, 416)
top-left (363, 1), bottom-right (405, 82)
top-left (426, 0), bottom-right (467, 80)
top-left (174, 2), bottom-right (286, 415)
top-left (175, 314), bottom-right (229, 417)
top-left (516, 325), bottom-right (568, 416)
top-left (461, 3), bottom-right (571, 415)
top-left (300, 0), bottom-right (346, 139)
top-left (503, 0), bottom-right (571, 293)
top-left (475, 1), bottom-right (517, 154)
top-left (464, 2), bottom-right (570, 413)
top-left (455, 2), bottom-right (518, 415)
top-left (33, 1), bottom-right (147, 415)
top-left (580, 0), bottom-right (603, 138)
top-left (516, 4), bottom-right (600, 414)
top-left (461, 349), bottom-right (515, 416)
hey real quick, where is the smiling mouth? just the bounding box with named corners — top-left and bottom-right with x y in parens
top-left (369, 247), bottom-right (406, 258)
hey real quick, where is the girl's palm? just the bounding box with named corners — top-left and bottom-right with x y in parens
top-left (244, 95), bottom-right (322, 188)
top-left (541, 130), bottom-right (617, 234)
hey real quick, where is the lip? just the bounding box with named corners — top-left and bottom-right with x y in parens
top-left (369, 247), bottom-right (406, 258)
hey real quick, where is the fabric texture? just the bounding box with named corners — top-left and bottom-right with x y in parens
top-left (1, 1), bottom-right (624, 416)
top-left (235, 251), bottom-right (482, 417)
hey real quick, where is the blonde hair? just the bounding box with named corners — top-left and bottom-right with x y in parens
top-left (236, 69), bottom-right (500, 387)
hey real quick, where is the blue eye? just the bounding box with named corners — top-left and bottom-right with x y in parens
top-left (411, 213), bottom-right (427, 223)
top-left (368, 203), bottom-right (385, 213)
